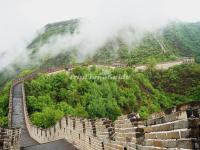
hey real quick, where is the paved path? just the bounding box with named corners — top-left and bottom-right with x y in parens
top-left (23, 139), bottom-right (77, 150)
top-left (12, 83), bottom-right (38, 147)
top-left (11, 83), bottom-right (77, 150)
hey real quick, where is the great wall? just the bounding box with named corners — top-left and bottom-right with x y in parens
top-left (0, 57), bottom-right (200, 150)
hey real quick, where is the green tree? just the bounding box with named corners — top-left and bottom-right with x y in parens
top-left (31, 107), bottom-right (64, 128)
top-left (74, 104), bottom-right (88, 118)
top-left (105, 99), bottom-right (121, 121)
top-left (88, 98), bottom-right (106, 118)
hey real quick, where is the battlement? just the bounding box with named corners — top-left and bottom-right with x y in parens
top-left (0, 127), bottom-right (20, 150)
top-left (20, 80), bottom-right (200, 149)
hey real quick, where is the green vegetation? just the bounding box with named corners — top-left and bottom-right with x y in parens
top-left (25, 64), bottom-right (200, 128)
top-left (146, 64), bottom-right (200, 103)
top-left (28, 19), bottom-right (79, 53)
top-left (96, 22), bottom-right (200, 64)
top-left (93, 22), bottom-right (200, 65)
top-left (17, 69), bottom-right (35, 78)
top-left (163, 22), bottom-right (200, 63)
top-left (27, 19), bottom-right (200, 67)
top-left (1, 20), bottom-right (200, 88)
top-left (0, 82), bottom-right (11, 127)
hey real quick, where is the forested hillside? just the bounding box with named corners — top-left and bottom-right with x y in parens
top-left (0, 82), bottom-right (11, 127)
top-left (25, 64), bottom-right (200, 128)
top-left (27, 20), bottom-right (200, 67)
top-left (146, 64), bottom-right (200, 101)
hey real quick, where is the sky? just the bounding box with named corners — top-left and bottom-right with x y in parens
top-left (0, 0), bottom-right (200, 70)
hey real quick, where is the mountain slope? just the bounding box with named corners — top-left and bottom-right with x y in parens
top-left (163, 22), bottom-right (200, 62)
top-left (28, 19), bottom-right (80, 52)
top-left (27, 19), bottom-right (200, 67)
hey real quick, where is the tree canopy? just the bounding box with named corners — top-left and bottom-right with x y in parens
top-left (25, 64), bottom-right (200, 128)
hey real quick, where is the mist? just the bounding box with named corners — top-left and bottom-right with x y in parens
top-left (1, 0), bottom-right (200, 72)
top-left (34, 0), bottom-right (169, 62)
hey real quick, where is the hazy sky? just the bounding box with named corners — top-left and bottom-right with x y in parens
top-left (0, 0), bottom-right (200, 70)
top-left (0, 0), bottom-right (200, 50)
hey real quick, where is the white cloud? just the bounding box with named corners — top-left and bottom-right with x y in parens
top-left (0, 0), bottom-right (200, 70)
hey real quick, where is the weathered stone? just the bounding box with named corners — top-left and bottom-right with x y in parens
top-left (173, 120), bottom-right (188, 129)
top-left (180, 130), bottom-right (191, 138)
top-left (166, 131), bottom-right (180, 139)
top-left (177, 139), bottom-right (193, 149)
top-left (153, 140), bottom-right (163, 147)
top-left (162, 140), bottom-right (176, 148)
top-left (159, 124), bottom-right (173, 131)
top-left (156, 133), bottom-right (167, 139)
top-left (144, 126), bottom-right (152, 133)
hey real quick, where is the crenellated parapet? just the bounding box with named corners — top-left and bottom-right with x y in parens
top-left (21, 75), bottom-right (200, 149)
top-left (5, 80), bottom-right (21, 150)
top-left (142, 102), bottom-right (200, 149)
top-left (8, 83), bottom-right (13, 128)
top-left (0, 127), bottom-right (21, 150)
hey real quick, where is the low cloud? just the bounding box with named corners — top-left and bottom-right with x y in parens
top-left (0, 0), bottom-right (200, 72)
top-left (34, 0), bottom-right (169, 62)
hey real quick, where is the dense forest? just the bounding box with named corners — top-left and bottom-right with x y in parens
top-left (24, 64), bottom-right (200, 128)
top-left (146, 64), bottom-right (200, 101)
top-left (0, 82), bottom-right (11, 127)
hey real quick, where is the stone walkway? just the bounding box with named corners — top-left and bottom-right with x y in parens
top-left (12, 83), bottom-right (38, 147)
top-left (23, 139), bottom-right (77, 150)
top-left (11, 83), bottom-right (77, 150)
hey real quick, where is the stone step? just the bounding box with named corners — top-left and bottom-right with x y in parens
top-left (143, 139), bottom-right (194, 149)
top-left (145, 111), bottom-right (188, 126)
top-left (144, 129), bottom-right (192, 140)
top-left (144, 119), bottom-right (189, 133)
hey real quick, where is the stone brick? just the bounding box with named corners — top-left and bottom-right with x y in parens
top-left (156, 133), bottom-right (167, 139)
top-left (177, 139), bottom-right (193, 149)
top-left (145, 133), bottom-right (157, 139)
top-left (180, 130), bottom-right (191, 138)
top-left (144, 126), bottom-right (152, 133)
top-left (153, 140), bottom-right (163, 147)
top-left (159, 124), bottom-right (173, 131)
top-left (166, 131), bottom-right (180, 139)
top-left (173, 120), bottom-right (188, 129)
top-left (144, 140), bottom-right (153, 146)
top-left (162, 140), bottom-right (176, 148)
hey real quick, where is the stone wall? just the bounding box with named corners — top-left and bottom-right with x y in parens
top-left (135, 57), bottom-right (195, 71)
top-left (21, 80), bottom-right (200, 149)
top-left (22, 81), bottom-right (112, 147)
top-left (5, 60), bottom-right (198, 150)
top-left (0, 127), bottom-right (21, 150)
top-left (142, 105), bottom-right (200, 150)
top-left (4, 80), bottom-right (21, 150)
top-left (8, 83), bottom-right (13, 128)
top-left (12, 56), bottom-right (196, 84)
